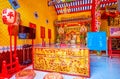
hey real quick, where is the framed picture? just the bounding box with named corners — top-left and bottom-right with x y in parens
top-left (110, 27), bottom-right (120, 36)
top-left (8, 0), bottom-right (20, 10)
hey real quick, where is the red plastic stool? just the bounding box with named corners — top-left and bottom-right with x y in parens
top-left (15, 69), bottom-right (35, 79)
top-left (44, 73), bottom-right (63, 79)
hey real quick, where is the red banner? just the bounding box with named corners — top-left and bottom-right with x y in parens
top-left (41, 26), bottom-right (45, 38)
top-left (48, 29), bottom-right (51, 39)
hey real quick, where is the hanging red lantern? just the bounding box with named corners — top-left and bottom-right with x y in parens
top-left (2, 9), bottom-right (16, 25)
top-left (2, 8), bottom-right (20, 26)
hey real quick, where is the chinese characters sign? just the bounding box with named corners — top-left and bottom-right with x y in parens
top-left (48, 29), bottom-right (51, 39)
top-left (40, 26), bottom-right (45, 38)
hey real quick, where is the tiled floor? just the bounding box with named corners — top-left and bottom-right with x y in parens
top-left (10, 55), bottom-right (120, 79)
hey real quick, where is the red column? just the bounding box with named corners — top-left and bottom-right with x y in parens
top-left (91, 0), bottom-right (96, 32)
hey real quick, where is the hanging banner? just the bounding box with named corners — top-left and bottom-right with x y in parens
top-left (8, 0), bottom-right (20, 10)
top-left (48, 29), bottom-right (51, 39)
top-left (2, 9), bottom-right (16, 25)
top-left (40, 26), bottom-right (45, 38)
top-left (95, 0), bottom-right (101, 32)
top-left (29, 22), bottom-right (36, 39)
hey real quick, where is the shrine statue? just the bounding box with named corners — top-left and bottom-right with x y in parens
top-left (80, 24), bottom-right (87, 46)
top-left (70, 34), bottom-right (77, 48)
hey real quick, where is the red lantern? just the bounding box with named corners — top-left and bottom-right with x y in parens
top-left (1, 9), bottom-right (21, 76)
top-left (2, 9), bottom-right (16, 25)
top-left (2, 8), bottom-right (20, 26)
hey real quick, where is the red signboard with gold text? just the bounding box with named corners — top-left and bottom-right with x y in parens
top-left (48, 29), bottom-right (51, 39)
top-left (41, 26), bottom-right (45, 38)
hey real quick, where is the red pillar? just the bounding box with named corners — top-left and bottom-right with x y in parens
top-left (91, 0), bottom-right (96, 32)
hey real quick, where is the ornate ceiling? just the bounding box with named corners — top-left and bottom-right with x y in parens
top-left (48, 0), bottom-right (118, 15)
